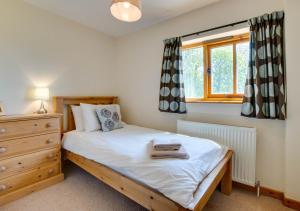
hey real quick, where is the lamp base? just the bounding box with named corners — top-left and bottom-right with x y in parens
top-left (37, 101), bottom-right (48, 114)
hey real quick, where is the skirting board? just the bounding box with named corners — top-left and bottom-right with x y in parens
top-left (233, 182), bottom-right (300, 210)
top-left (283, 197), bottom-right (300, 211)
top-left (0, 174), bottom-right (64, 206)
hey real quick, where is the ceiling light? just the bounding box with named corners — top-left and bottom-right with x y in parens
top-left (110, 0), bottom-right (142, 22)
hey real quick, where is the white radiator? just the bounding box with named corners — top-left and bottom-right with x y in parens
top-left (177, 120), bottom-right (257, 187)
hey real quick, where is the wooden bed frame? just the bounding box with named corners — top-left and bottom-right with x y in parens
top-left (53, 96), bottom-right (233, 211)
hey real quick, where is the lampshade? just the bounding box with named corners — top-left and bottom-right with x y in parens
top-left (35, 87), bottom-right (49, 101)
top-left (110, 0), bottom-right (142, 22)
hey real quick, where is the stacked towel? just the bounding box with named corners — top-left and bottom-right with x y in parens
top-left (150, 139), bottom-right (189, 159)
top-left (151, 146), bottom-right (189, 159)
top-left (152, 139), bottom-right (181, 151)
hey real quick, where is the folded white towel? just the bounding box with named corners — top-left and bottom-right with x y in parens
top-left (152, 139), bottom-right (181, 151)
top-left (151, 146), bottom-right (189, 159)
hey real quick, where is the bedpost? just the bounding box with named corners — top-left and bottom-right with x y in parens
top-left (221, 156), bottom-right (232, 195)
top-left (53, 97), bottom-right (64, 133)
top-left (113, 97), bottom-right (118, 104)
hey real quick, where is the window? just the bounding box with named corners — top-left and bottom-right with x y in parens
top-left (183, 33), bottom-right (249, 103)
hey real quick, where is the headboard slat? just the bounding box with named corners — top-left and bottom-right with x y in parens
top-left (53, 96), bottom-right (118, 133)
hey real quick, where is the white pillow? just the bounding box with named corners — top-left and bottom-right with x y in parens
top-left (80, 103), bottom-right (122, 132)
top-left (71, 105), bottom-right (84, 132)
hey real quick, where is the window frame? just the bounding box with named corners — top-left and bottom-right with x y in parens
top-left (182, 33), bottom-right (250, 103)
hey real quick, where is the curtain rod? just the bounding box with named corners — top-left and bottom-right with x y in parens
top-left (181, 19), bottom-right (248, 38)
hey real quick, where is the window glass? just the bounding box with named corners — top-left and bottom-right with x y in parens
top-left (182, 47), bottom-right (204, 98)
top-left (211, 45), bottom-right (234, 94)
top-left (236, 42), bottom-right (250, 94)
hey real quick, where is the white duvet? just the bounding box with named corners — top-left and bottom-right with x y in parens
top-left (62, 124), bottom-right (228, 209)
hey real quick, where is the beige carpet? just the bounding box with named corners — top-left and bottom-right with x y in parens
top-left (1, 163), bottom-right (294, 211)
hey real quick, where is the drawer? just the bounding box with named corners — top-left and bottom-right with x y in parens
top-left (0, 148), bottom-right (60, 180)
top-left (0, 118), bottom-right (60, 140)
top-left (0, 133), bottom-right (60, 160)
top-left (0, 162), bottom-right (60, 196)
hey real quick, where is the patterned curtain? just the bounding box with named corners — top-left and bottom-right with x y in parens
top-left (159, 37), bottom-right (186, 113)
top-left (241, 11), bottom-right (286, 120)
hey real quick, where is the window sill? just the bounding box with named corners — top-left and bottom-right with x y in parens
top-left (186, 98), bottom-right (243, 104)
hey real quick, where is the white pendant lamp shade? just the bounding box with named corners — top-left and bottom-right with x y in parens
top-left (111, 0), bottom-right (142, 22)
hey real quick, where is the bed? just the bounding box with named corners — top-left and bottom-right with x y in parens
top-left (53, 96), bottom-right (233, 211)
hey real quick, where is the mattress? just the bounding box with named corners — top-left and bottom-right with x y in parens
top-left (62, 124), bottom-right (228, 209)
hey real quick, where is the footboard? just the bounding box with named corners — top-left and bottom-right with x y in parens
top-left (192, 150), bottom-right (233, 211)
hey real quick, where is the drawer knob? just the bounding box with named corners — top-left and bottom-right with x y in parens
top-left (46, 139), bottom-right (53, 144)
top-left (0, 166), bottom-right (7, 172)
top-left (46, 123), bottom-right (52, 128)
top-left (0, 147), bottom-right (7, 153)
top-left (48, 169), bottom-right (54, 175)
top-left (0, 128), bottom-right (6, 134)
top-left (0, 184), bottom-right (7, 191)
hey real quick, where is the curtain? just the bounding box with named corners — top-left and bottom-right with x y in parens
top-left (241, 11), bottom-right (286, 120)
top-left (159, 37), bottom-right (186, 113)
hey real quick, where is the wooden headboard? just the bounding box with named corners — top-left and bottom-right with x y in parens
top-left (53, 96), bottom-right (118, 133)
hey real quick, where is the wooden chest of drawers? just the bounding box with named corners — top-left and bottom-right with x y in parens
top-left (0, 114), bottom-right (64, 205)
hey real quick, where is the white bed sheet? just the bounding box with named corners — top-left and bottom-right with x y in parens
top-left (62, 124), bottom-right (228, 209)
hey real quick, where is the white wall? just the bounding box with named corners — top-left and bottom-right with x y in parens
top-left (284, 0), bottom-right (300, 201)
top-left (116, 0), bottom-right (286, 192)
top-left (0, 0), bottom-right (116, 114)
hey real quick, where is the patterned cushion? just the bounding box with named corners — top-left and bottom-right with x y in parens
top-left (96, 106), bottom-right (123, 132)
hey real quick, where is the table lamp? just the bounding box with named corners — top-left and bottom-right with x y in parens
top-left (35, 87), bottom-right (49, 114)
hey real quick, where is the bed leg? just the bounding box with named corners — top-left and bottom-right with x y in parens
top-left (221, 157), bottom-right (232, 195)
top-left (61, 150), bottom-right (68, 168)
